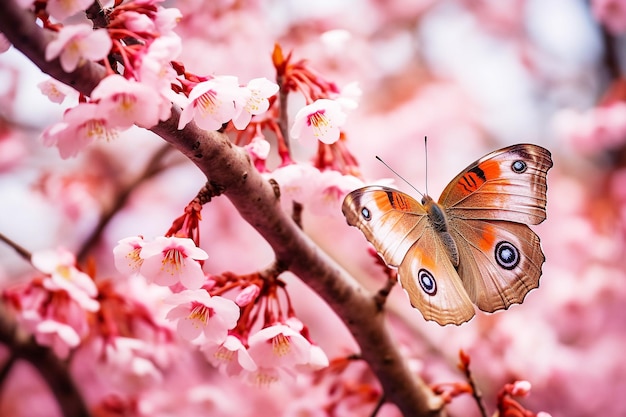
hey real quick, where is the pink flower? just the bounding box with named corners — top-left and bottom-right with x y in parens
top-left (553, 103), bottom-right (626, 154)
top-left (113, 236), bottom-right (146, 276)
top-left (101, 337), bottom-right (163, 391)
top-left (247, 324), bottom-right (312, 368)
top-left (268, 164), bottom-right (321, 209)
top-left (46, 0), bottom-right (94, 20)
top-left (31, 247), bottom-right (99, 312)
top-left (120, 11), bottom-right (156, 33)
top-left (592, 0), bottom-right (626, 34)
top-left (41, 102), bottom-right (117, 158)
top-left (244, 135), bottom-right (271, 161)
top-left (304, 345), bottom-right (330, 371)
top-left (203, 335), bottom-right (257, 376)
top-left (45, 24), bottom-right (112, 72)
top-left (153, 7), bottom-right (183, 34)
top-left (34, 319), bottom-right (81, 359)
top-left (232, 78), bottom-right (279, 130)
top-left (138, 36), bottom-right (181, 88)
top-left (290, 99), bottom-right (346, 146)
top-left (309, 171), bottom-right (364, 217)
top-left (165, 290), bottom-right (240, 344)
top-left (247, 366), bottom-right (295, 386)
top-left (178, 76), bottom-right (246, 131)
top-left (235, 284), bottom-right (260, 307)
top-left (91, 74), bottom-right (169, 129)
top-left (38, 78), bottom-right (78, 104)
top-left (0, 33), bottom-right (10, 53)
top-left (335, 81), bottom-right (362, 111)
top-left (139, 236), bottom-right (209, 289)
top-left (510, 380), bottom-right (532, 397)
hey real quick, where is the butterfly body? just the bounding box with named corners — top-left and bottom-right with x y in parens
top-left (342, 144), bottom-right (553, 325)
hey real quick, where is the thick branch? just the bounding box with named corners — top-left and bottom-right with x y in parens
top-left (0, 4), bottom-right (443, 416)
top-left (0, 302), bottom-right (91, 417)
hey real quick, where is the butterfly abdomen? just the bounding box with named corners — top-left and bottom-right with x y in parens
top-left (422, 195), bottom-right (460, 268)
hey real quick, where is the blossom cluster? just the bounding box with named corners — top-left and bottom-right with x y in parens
top-left (112, 235), bottom-right (328, 385)
top-left (17, 0), bottom-right (361, 170)
top-left (4, 247), bottom-right (99, 359)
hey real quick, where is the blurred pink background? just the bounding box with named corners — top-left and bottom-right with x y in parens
top-left (1, 1), bottom-right (624, 416)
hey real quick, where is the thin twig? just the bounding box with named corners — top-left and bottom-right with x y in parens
top-left (369, 394), bottom-right (386, 417)
top-left (0, 233), bottom-right (32, 262)
top-left (0, 302), bottom-right (91, 417)
top-left (77, 143), bottom-right (175, 262)
top-left (373, 278), bottom-right (396, 311)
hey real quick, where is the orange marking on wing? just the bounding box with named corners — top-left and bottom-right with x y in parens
top-left (390, 192), bottom-right (411, 211)
top-left (372, 192), bottom-right (394, 210)
top-left (455, 160), bottom-right (501, 195)
top-left (420, 252), bottom-right (437, 270)
top-left (478, 160), bottom-right (501, 180)
top-left (477, 224), bottom-right (496, 252)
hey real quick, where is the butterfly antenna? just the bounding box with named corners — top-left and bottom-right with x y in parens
top-left (424, 136), bottom-right (429, 196)
top-left (375, 156), bottom-right (424, 197)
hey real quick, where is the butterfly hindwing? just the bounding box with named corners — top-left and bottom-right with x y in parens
top-left (439, 144), bottom-right (552, 225)
top-left (448, 218), bottom-right (544, 312)
top-left (398, 230), bottom-right (475, 325)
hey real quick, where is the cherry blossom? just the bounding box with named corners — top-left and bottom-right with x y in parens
top-left (0, 33), bottom-right (11, 53)
top-left (335, 82), bottom-right (362, 111)
top-left (235, 284), bottom-right (260, 307)
top-left (38, 78), bottom-right (78, 104)
top-left (139, 236), bottom-right (209, 289)
top-left (203, 335), bottom-right (257, 376)
top-left (153, 7), bottom-right (183, 35)
top-left (137, 36), bottom-right (181, 89)
top-left (553, 103), bottom-right (626, 154)
top-left (99, 337), bottom-right (164, 391)
top-left (308, 170), bottom-right (364, 217)
top-left (33, 319), bottom-right (81, 359)
top-left (91, 74), bottom-right (170, 129)
top-left (178, 76), bottom-right (246, 131)
top-left (247, 323), bottom-right (312, 368)
top-left (244, 135), bottom-right (271, 161)
top-left (232, 77), bottom-right (279, 130)
top-left (45, 24), bottom-right (112, 73)
top-left (41, 102), bottom-right (117, 158)
top-left (592, 0), bottom-right (626, 34)
top-left (46, 0), bottom-right (94, 20)
top-left (113, 236), bottom-right (146, 276)
top-left (290, 99), bottom-right (346, 146)
top-left (31, 247), bottom-right (99, 312)
top-left (165, 289), bottom-right (240, 344)
top-left (268, 163), bottom-right (322, 209)
top-left (510, 380), bottom-right (532, 396)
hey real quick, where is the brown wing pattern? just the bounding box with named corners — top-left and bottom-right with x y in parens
top-left (397, 230), bottom-right (475, 325)
top-left (342, 186), bottom-right (475, 325)
top-left (439, 144), bottom-right (552, 225)
top-left (449, 218), bottom-right (544, 312)
top-left (342, 186), bottom-right (428, 267)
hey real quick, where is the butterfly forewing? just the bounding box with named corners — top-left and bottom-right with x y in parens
top-left (342, 186), bottom-right (429, 267)
top-left (439, 144), bottom-right (552, 225)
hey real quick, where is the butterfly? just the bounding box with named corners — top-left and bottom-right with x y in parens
top-left (341, 144), bottom-right (553, 325)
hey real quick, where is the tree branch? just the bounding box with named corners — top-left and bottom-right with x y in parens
top-left (0, 302), bottom-right (91, 417)
top-left (0, 4), bottom-right (443, 416)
